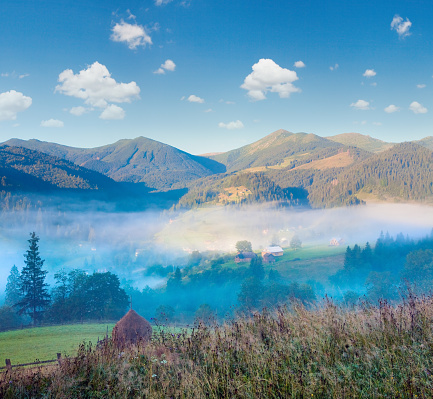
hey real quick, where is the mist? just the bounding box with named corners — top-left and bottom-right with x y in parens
top-left (1, 203), bottom-right (432, 294)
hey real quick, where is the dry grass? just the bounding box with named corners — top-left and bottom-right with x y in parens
top-left (292, 151), bottom-right (354, 171)
top-left (2, 295), bottom-right (433, 397)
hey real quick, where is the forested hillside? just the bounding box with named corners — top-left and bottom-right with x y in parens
top-left (3, 137), bottom-right (225, 190)
top-left (176, 172), bottom-right (309, 208)
top-left (270, 143), bottom-right (433, 207)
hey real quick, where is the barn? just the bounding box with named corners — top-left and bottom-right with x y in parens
top-left (261, 246), bottom-right (284, 257)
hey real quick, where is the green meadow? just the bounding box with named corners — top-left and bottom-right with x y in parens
top-left (0, 323), bottom-right (115, 366)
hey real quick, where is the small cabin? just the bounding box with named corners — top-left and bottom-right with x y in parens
top-left (261, 246), bottom-right (284, 257)
top-left (262, 253), bottom-right (276, 263)
top-left (235, 251), bottom-right (257, 263)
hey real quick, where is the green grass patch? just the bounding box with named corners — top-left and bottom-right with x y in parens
top-left (0, 323), bottom-right (115, 365)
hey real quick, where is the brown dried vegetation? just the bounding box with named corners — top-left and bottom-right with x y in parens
top-left (2, 295), bottom-right (433, 397)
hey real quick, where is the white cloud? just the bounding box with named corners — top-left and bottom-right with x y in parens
top-left (350, 99), bottom-right (371, 110)
top-left (69, 106), bottom-right (87, 116)
top-left (154, 59), bottom-right (176, 74)
top-left (204, 108), bottom-right (213, 113)
top-left (110, 20), bottom-right (152, 50)
top-left (329, 64), bottom-right (339, 71)
top-left (0, 90), bottom-right (32, 121)
top-left (99, 104), bottom-right (125, 120)
top-left (40, 119), bottom-right (64, 128)
top-left (384, 104), bottom-right (399, 113)
top-left (409, 101), bottom-right (427, 114)
top-left (370, 82), bottom-right (377, 87)
top-left (161, 59), bottom-right (176, 71)
top-left (187, 94), bottom-right (204, 103)
top-left (363, 69), bottom-right (376, 78)
top-left (19, 73), bottom-right (29, 79)
top-left (55, 62), bottom-right (140, 108)
top-left (294, 60), bottom-right (306, 68)
top-left (1, 73), bottom-right (9, 77)
top-left (218, 120), bottom-right (244, 130)
top-left (373, 122), bottom-right (382, 126)
top-left (155, 0), bottom-right (173, 5)
top-left (241, 58), bottom-right (300, 101)
top-left (417, 84), bottom-right (426, 89)
top-left (391, 15), bottom-right (412, 38)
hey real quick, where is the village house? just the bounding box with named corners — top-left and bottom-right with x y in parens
top-left (235, 251), bottom-right (257, 263)
top-left (261, 245), bottom-right (284, 257)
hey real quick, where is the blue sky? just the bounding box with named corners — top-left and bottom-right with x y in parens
top-left (0, 0), bottom-right (431, 154)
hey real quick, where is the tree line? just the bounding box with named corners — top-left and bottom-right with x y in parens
top-left (1, 232), bottom-right (129, 331)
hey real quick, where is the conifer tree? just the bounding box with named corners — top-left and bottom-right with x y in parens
top-left (17, 232), bottom-right (50, 325)
top-left (5, 265), bottom-right (22, 306)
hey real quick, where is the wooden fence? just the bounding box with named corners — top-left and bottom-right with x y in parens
top-left (0, 353), bottom-right (62, 372)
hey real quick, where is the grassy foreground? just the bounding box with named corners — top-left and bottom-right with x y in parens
top-left (2, 296), bottom-right (433, 398)
top-left (0, 323), bottom-right (115, 366)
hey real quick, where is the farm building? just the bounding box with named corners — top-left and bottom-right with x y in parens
top-left (329, 237), bottom-right (345, 247)
top-left (262, 253), bottom-right (276, 263)
top-left (235, 251), bottom-right (257, 263)
top-left (262, 246), bottom-right (284, 257)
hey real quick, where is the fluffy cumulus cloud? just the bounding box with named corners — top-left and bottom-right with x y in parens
top-left (55, 62), bottom-right (140, 108)
top-left (99, 104), bottom-right (125, 120)
top-left (350, 99), bottom-right (371, 110)
top-left (111, 20), bottom-right (152, 50)
top-left (218, 120), bottom-right (244, 130)
top-left (363, 69), bottom-right (376, 78)
top-left (0, 90), bottom-right (32, 121)
top-left (384, 104), bottom-right (400, 113)
top-left (187, 94), bottom-right (204, 103)
top-left (69, 106), bottom-right (87, 116)
top-left (241, 59), bottom-right (300, 101)
top-left (154, 59), bottom-right (176, 74)
top-left (294, 60), bottom-right (305, 68)
top-left (40, 119), bottom-right (64, 128)
top-left (391, 15), bottom-right (412, 38)
top-left (409, 101), bottom-right (428, 114)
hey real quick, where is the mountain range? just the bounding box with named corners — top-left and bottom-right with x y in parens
top-left (1, 129), bottom-right (432, 210)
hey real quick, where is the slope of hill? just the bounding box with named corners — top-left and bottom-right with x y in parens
top-left (0, 145), bottom-right (117, 191)
top-left (414, 137), bottom-right (433, 151)
top-left (208, 129), bottom-right (343, 172)
top-left (175, 172), bottom-right (309, 209)
top-left (326, 133), bottom-right (394, 153)
top-left (271, 143), bottom-right (433, 207)
top-left (3, 137), bottom-right (226, 190)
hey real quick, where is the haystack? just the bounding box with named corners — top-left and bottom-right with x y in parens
top-left (112, 309), bottom-right (152, 346)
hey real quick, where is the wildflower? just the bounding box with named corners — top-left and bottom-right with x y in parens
top-left (161, 360), bottom-right (168, 364)
top-left (152, 374), bottom-right (157, 378)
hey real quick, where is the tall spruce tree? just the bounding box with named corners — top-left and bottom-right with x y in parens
top-left (17, 232), bottom-right (50, 325)
top-left (5, 265), bottom-right (22, 306)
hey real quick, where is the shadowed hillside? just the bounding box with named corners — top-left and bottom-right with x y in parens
top-left (3, 137), bottom-right (226, 190)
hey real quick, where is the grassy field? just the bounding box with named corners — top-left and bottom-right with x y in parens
top-left (0, 323), bottom-right (115, 366)
top-left (221, 244), bottom-right (345, 284)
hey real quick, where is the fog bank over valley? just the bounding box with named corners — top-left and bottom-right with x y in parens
top-left (0, 203), bottom-right (432, 292)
